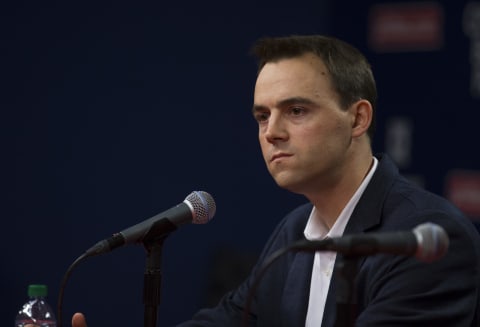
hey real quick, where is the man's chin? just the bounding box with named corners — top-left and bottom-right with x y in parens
top-left (273, 178), bottom-right (304, 194)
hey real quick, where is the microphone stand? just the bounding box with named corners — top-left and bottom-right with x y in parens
top-left (142, 220), bottom-right (178, 327)
top-left (333, 255), bottom-right (359, 327)
top-left (143, 238), bottom-right (166, 327)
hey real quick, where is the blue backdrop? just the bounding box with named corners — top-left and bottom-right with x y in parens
top-left (2, 1), bottom-right (478, 326)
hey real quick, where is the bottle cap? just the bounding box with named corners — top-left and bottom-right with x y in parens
top-left (28, 284), bottom-right (48, 297)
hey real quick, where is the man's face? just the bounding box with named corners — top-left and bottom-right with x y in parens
top-left (252, 53), bottom-right (355, 195)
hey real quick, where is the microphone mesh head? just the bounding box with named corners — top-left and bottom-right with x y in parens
top-left (185, 191), bottom-right (216, 224)
top-left (414, 222), bottom-right (449, 262)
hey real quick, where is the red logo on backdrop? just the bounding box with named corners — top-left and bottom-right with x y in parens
top-left (445, 170), bottom-right (480, 221)
top-left (368, 2), bottom-right (444, 52)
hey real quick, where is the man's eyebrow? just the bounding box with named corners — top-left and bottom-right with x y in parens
top-left (252, 104), bottom-right (267, 115)
top-left (278, 97), bottom-right (316, 107)
top-left (252, 97), bottom-right (315, 114)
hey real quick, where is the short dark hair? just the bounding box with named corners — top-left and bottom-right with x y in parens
top-left (250, 35), bottom-right (377, 141)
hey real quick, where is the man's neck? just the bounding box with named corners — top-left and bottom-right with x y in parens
top-left (307, 155), bottom-right (374, 229)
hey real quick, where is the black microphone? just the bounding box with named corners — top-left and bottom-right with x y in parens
top-left (84, 191), bottom-right (216, 257)
top-left (291, 222), bottom-right (449, 262)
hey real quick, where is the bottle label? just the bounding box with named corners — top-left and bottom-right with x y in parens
top-left (15, 319), bottom-right (56, 327)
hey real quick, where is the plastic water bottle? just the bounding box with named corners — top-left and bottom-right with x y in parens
top-left (15, 284), bottom-right (57, 327)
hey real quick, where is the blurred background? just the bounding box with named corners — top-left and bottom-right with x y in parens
top-left (2, 0), bottom-right (479, 325)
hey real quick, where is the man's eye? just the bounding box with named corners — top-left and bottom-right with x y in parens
top-left (254, 113), bottom-right (269, 122)
top-left (290, 107), bottom-right (305, 116)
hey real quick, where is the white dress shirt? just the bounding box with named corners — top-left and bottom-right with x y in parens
top-left (304, 157), bottom-right (378, 326)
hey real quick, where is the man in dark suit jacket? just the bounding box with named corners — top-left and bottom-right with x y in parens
top-left (175, 154), bottom-right (480, 326)
top-left (71, 35), bottom-right (480, 326)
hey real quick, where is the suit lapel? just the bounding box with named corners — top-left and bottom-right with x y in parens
top-left (322, 154), bottom-right (399, 326)
top-left (281, 251), bottom-right (315, 326)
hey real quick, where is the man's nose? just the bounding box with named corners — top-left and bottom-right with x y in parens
top-left (264, 114), bottom-right (288, 143)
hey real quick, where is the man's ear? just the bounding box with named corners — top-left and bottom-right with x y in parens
top-left (350, 99), bottom-right (373, 138)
